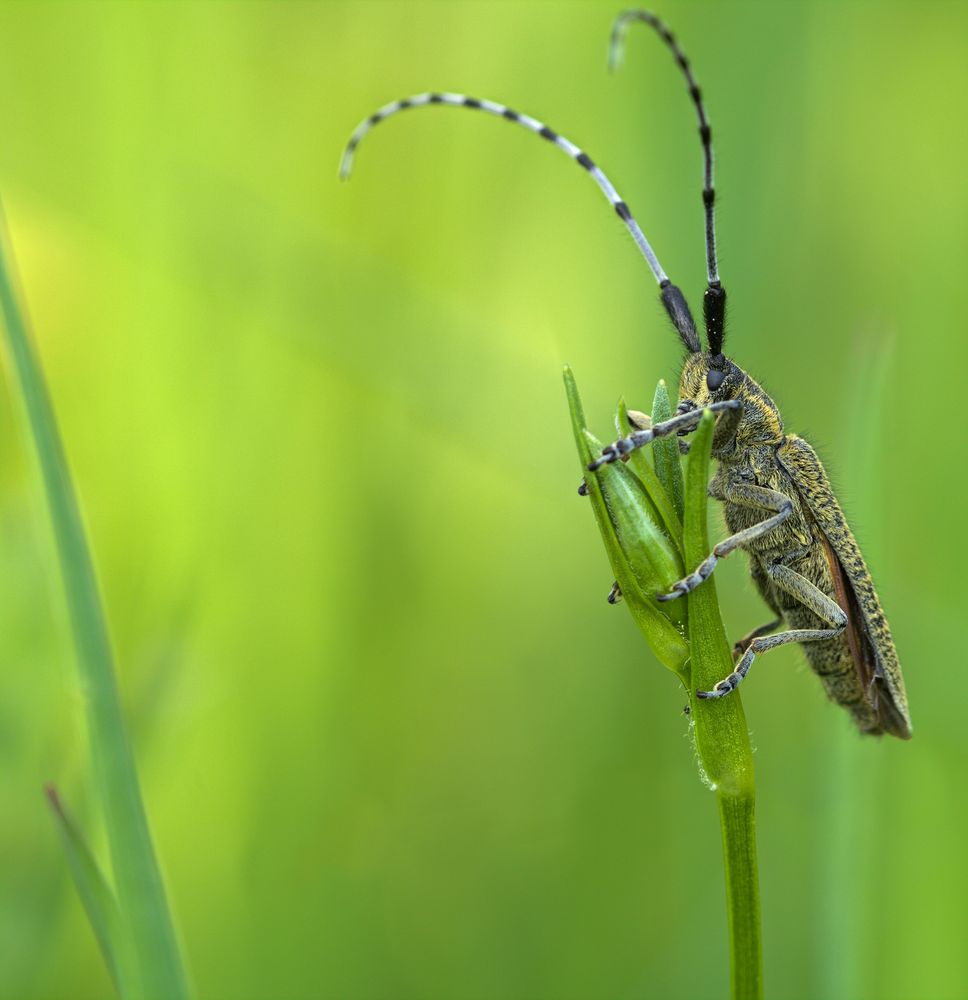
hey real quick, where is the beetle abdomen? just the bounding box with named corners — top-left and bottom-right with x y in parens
top-left (748, 541), bottom-right (881, 734)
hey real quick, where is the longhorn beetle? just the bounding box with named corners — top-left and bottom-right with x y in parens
top-left (341, 9), bottom-right (912, 738)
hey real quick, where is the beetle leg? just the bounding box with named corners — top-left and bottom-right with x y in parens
top-left (698, 564), bottom-right (847, 699)
top-left (732, 619), bottom-right (782, 661)
top-left (657, 485), bottom-right (793, 601)
top-left (607, 582), bottom-right (622, 604)
top-left (588, 400), bottom-right (740, 470)
top-left (579, 408), bottom-right (654, 492)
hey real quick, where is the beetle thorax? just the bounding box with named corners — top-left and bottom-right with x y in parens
top-left (677, 352), bottom-right (784, 452)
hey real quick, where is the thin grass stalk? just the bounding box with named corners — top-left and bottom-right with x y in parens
top-left (0, 211), bottom-right (190, 999)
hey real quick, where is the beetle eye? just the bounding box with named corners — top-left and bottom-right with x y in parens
top-left (707, 368), bottom-right (726, 391)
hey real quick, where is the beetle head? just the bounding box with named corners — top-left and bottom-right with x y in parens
top-left (678, 352), bottom-right (784, 449)
top-left (678, 351), bottom-right (744, 409)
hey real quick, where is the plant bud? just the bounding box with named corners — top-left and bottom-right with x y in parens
top-left (565, 367), bottom-right (688, 674)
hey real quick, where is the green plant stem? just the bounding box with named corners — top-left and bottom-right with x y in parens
top-left (717, 794), bottom-right (762, 1000)
top-left (684, 412), bottom-right (762, 1000)
top-left (0, 215), bottom-right (189, 999)
top-left (566, 375), bottom-right (761, 998)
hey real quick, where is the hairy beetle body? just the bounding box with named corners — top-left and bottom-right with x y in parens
top-left (693, 358), bottom-right (911, 737)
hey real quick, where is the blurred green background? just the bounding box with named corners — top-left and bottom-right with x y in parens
top-left (0, 2), bottom-right (965, 998)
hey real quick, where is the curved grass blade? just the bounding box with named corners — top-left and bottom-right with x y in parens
top-left (0, 213), bottom-right (190, 999)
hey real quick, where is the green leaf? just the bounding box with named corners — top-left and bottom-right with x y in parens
top-left (0, 218), bottom-right (191, 999)
top-left (651, 379), bottom-right (684, 520)
top-left (46, 786), bottom-right (124, 992)
top-left (565, 367), bottom-right (688, 673)
top-left (583, 428), bottom-right (682, 605)
top-left (616, 398), bottom-right (683, 555)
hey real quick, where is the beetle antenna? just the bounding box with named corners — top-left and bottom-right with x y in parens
top-left (341, 92), bottom-right (701, 353)
top-left (609, 10), bottom-right (726, 354)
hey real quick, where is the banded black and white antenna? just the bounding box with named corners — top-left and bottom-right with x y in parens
top-left (610, 9), bottom-right (726, 355)
top-left (340, 91), bottom-right (701, 353)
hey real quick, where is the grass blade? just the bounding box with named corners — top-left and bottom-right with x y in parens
top-left (0, 214), bottom-right (190, 999)
top-left (651, 379), bottom-right (684, 519)
top-left (46, 785), bottom-right (124, 991)
top-left (816, 337), bottom-right (894, 1000)
top-left (616, 398), bottom-right (684, 554)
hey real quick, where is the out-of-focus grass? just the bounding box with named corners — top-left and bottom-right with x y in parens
top-left (816, 336), bottom-right (895, 1000)
top-left (0, 219), bottom-right (189, 997)
top-left (45, 785), bottom-right (122, 991)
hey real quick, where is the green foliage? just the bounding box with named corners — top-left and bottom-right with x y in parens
top-left (568, 376), bottom-right (761, 1000)
top-left (0, 225), bottom-right (189, 999)
top-left (682, 413), bottom-right (755, 799)
top-left (565, 367), bottom-right (687, 673)
top-left (683, 412), bottom-right (761, 1000)
top-left (45, 785), bottom-right (122, 991)
top-left (650, 380), bottom-right (684, 521)
top-left (616, 397), bottom-right (683, 552)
